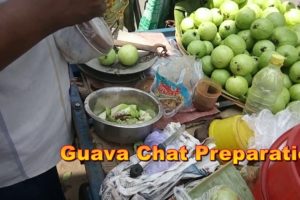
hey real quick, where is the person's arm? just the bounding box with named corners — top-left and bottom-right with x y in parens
top-left (0, 0), bottom-right (106, 70)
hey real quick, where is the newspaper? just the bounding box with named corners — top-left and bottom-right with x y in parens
top-left (100, 123), bottom-right (219, 200)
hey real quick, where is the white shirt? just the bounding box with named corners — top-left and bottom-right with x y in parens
top-left (0, 1), bottom-right (112, 186)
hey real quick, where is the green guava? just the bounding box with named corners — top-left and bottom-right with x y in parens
top-left (212, 33), bottom-right (223, 46)
top-left (258, 51), bottom-right (276, 69)
top-left (198, 21), bottom-right (218, 41)
top-left (201, 55), bottom-right (214, 76)
top-left (246, 3), bottom-right (263, 18)
top-left (237, 30), bottom-right (255, 51)
top-left (211, 8), bottom-right (224, 26)
top-left (211, 45), bottom-right (234, 68)
top-left (230, 54), bottom-right (256, 76)
top-left (252, 40), bottom-right (276, 57)
top-left (181, 17), bottom-right (194, 32)
top-left (261, 7), bottom-right (280, 18)
top-left (223, 34), bottom-right (247, 55)
top-left (266, 12), bottom-right (286, 27)
top-left (271, 26), bottom-right (298, 46)
top-left (283, 74), bottom-right (293, 88)
top-left (187, 40), bottom-right (207, 58)
top-left (225, 76), bottom-right (249, 97)
top-left (276, 45), bottom-right (298, 67)
top-left (219, 20), bottom-right (237, 39)
top-left (235, 8), bottom-right (256, 30)
top-left (211, 69), bottom-right (231, 87)
top-left (220, 0), bottom-right (239, 20)
top-left (289, 61), bottom-right (300, 83)
top-left (204, 41), bottom-right (214, 55)
top-left (285, 9), bottom-right (300, 26)
top-left (182, 29), bottom-right (200, 47)
top-left (250, 18), bottom-right (274, 40)
top-left (194, 8), bottom-right (213, 27)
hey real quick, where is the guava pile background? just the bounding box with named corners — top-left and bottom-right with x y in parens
top-left (179, 0), bottom-right (300, 114)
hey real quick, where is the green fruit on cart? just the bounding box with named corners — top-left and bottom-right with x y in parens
top-left (220, 0), bottom-right (239, 20)
top-left (251, 56), bottom-right (259, 75)
top-left (181, 29), bottom-right (200, 47)
top-left (99, 49), bottom-right (117, 66)
top-left (219, 20), bottom-right (237, 39)
top-left (211, 8), bottom-right (224, 26)
top-left (281, 87), bottom-right (291, 104)
top-left (204, 41), bottom-right (214, 55)
top-left (180, 17), bottom-right (194, 32)
top-left (118, 44), bottom-right (139, 66)
top-left (266, 12), bottom-right (286, 28)
top-left (283, 74), bottom-right (293, 89)
top-left (237, 30), bottom-right (255, 51)
top-left (244, 74), bottom-right (253, 86)
top-left (198, 21), bottom-right (218, 41)
top-left (225, 76), bottom-right (249, 97)
top-left (208, 0), bottom-right (225, 8)
top-left (194, 8), bottom-right (213, 27)
top-left (258, 51), bottom-right (276, 69)
top-left (211, 69), bottom-right (231, 87)
top-left (261, 0), bottom-right (282, 10)
top-left (271, 96), bottom-right (287, 114)
top-left (202, 56), bottom-right (215, 76)
top-left (280, 1), bottom-right (296, 13)
top-left (246, 3), bottom-right (263, 18)
top-left (276, 45), bottom-right (298, 67)
top-left (285, 9), bottom-right (300, 26)
top-left (212, 33), bottom-right (223, 46)
top-left (235, 8), bottom-right (256, 30)
top-left (209, 0), bottom-right (224, 8)
top-left (289, 84), bottom-right (300, 101)
top-left (187, 40), bottom-right (207, 58)
top-left (261, 7), bottom-right (280, 18)
top-left (296, 46), bottom-right (300, 60)
top-left (252, 40), bottom-right (275, 57)
top-left (250, 18), bottom-right (274, 40)
top-left (230, 54), bottom-right (256, 76)
top-left (211, 45), bottom-right (234, 68)
top-left (289, 61), bottom-right (300, 83)
top-left (223, 34), bottom-right (247, 55)
top-left (271, 26), bottom-right (298, 46)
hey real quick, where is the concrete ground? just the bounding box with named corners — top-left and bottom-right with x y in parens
top-left (57, 160), bottom-right (87, 200)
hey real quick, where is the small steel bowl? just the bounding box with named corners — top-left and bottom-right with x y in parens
top-left (84, 87), bottom-right (163, 144)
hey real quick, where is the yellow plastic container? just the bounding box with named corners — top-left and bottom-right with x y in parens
top-left (209, 115), bottom-right (254, 150)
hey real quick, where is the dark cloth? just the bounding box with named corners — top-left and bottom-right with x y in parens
top-left (0, 167), bottom-right (65, 200)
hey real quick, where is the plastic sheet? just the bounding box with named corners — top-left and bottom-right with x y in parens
top-left (243, 101), bottom-right (300, 150)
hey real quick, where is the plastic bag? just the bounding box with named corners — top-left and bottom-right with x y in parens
top-left (150, 56), bottom-right (203, 117)
top-left (243, 101), bottom-right (300, 150)
top-left (54, 17), bottom-right (113, 64)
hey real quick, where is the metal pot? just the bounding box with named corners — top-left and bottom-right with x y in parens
top-left (84, 87), bottom-right (163, 144)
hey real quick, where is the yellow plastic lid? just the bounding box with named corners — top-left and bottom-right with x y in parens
top-left (270, 54), bottom-right (285, 66)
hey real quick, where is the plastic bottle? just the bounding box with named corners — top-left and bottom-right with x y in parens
top-left (244, 54), bottom-right (285, 114)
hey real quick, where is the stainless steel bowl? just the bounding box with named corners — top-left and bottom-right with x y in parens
top-left (84, 87), bottom-right (163, 144)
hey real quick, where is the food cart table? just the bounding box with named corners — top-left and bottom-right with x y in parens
top-left (70, 28), bottom-right (176, 200)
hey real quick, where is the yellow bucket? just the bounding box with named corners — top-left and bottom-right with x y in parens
top-left (209, 115), bottom-right (254, 150)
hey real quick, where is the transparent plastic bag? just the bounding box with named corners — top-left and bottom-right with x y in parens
top-left (54, 17), bottom-right (113, 64)
top-left (243, 101), bottom-right (300, 150)
top-left (150, 56), bottom-right (204, 117)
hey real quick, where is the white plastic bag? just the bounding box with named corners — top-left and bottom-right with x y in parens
top-left (243, 101), bottom-right (300, 149)
top-left (150, 56), bottom-right (204, 117)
